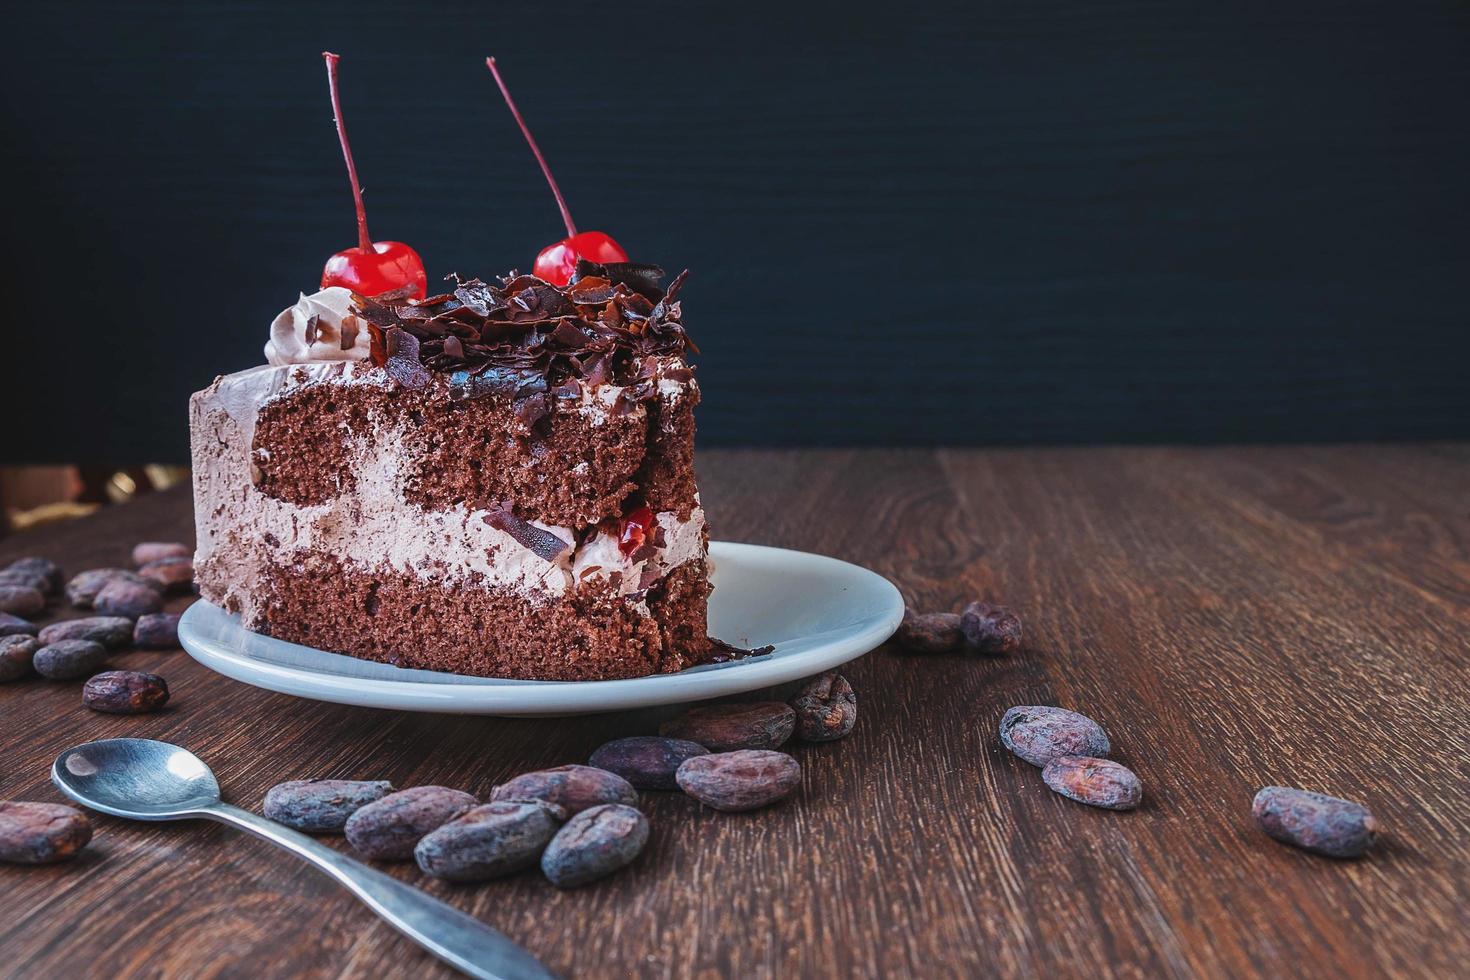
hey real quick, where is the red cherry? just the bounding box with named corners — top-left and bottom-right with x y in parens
top-left (533, 231), bottom-right (629, 288)
top-left (486, 57), bottom-right (628, 287)
top-left (319, 52), bottom-right (426, 299)
top-left (618, 506), bottom-right (657, 556)
top-left (322, 241), bottom-right (428, 296)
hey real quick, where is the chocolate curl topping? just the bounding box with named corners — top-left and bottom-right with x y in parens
top-left (483, 504), bottom-right (571, 562)
top-left (351, 264), bottom-right (695, 400)
top-left (385, 327), bottom-right (430, 389)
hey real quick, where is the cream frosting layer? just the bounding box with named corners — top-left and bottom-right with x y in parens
top-left (190, 361), bottom-right (703, 626)
top-left (265, 288), bottom-right (371, 366)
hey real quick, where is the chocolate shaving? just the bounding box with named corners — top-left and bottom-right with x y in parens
top-left (370, 282), bottom-right (421, 302)
top-left (483, 505), bottom-right (571, 562)
top-left (351, 266), bottom-right (696, 401)
top-left (340, 315), bottom-right (360, 351)
top-left (303, 313), bottom-right (320, 347)
top-left (703, 638), bottom-right (776, 665)
top-left (572, 260), bottom-right (667, 300)
top-left (385, 328), bottom-right (430, 390)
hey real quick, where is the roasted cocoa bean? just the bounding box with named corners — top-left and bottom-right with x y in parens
top-left (0, 586), bottom-right (45, 618)
top-left (659, 702), bottom-right (796, 751)
top-left (133, 613), bottom-right (182, 650)
top-left (93, 579), bottom-right (163, 619)
top-left (1252, 787), bottom-right (1379, 858)
top-left (588, 736), bottom-right (710, 791)
top-left (415, 801), bottom-right (563, 882)
top-left (1042, 756), bottom-right (1143, 810)
top-left (65, 568), bottom-right (159, 608)
top-left (675, 750), bottom-right (802, 812)
top-left (132, 542), bottom-right (191, 567)
top-left (1000, 706), bottom-right (1111, 767)
top-left (5, 557), bottom-right (62, 595)
top-left (264, 779), bottom-right (395, 832)
top-left (893, 609), bottom-right (964, 652)
top-left (541, 803), bottom-right (649, 888)
top-left (490, 764), bottom-right (637, 815)
top-left (83, 670), bottom-right (170, 714)
top-left (0, 612), bottom-right (37, 637)
top-left (39, 616), bottom-right (135, 648)
top-left (789, 671), bottom-right (857, 742)
top-left (0, 636), bottom-right (40, 682)
top-left (0, 801), bottom-right (93, 864)
top-left (139, 557), bottom-right (194, 594)
top-left (960, 601), bottom-right (1023, 654)
top-left (344, 786), bottom-right (478, 860)
top-left (0, 570), bottom-right (50, 594)
top-left (34, 640), bottom-right (109, 680)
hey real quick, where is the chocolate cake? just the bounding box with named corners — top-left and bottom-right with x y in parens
top-left (190, 262), bottom-right (713, 680)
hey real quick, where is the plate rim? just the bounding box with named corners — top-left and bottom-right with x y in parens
top-left (177, 541), bottom-right (903, 715)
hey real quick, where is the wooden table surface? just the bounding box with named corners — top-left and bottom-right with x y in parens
top-left (2, 446), bottom-right (1467, 979)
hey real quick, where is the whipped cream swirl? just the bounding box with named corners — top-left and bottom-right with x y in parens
top-left (264, 287), bottom-right (371, 366)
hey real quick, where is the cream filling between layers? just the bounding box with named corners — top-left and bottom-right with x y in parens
top-left (192, 362), bottom-right (703, 611)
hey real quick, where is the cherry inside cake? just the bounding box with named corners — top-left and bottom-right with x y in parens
top-left (189, 263), bottom-right (713, 680)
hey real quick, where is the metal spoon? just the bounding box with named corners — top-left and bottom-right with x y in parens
top-left (52, 738), bottom-right (554, 980)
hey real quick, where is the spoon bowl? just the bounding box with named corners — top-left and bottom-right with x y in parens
top-left (53, 738), bottom-right (222, 819)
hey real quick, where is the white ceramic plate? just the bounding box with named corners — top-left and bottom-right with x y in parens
top-left (177, 542), bottom-right (903, 716)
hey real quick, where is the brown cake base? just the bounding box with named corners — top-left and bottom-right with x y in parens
top-left (235, 555), bottom-right (713, 681)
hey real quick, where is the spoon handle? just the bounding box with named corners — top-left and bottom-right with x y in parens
top-left (203, 803), bottom-right (555, 980)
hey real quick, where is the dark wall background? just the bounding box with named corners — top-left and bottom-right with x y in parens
top-left (2, 0), bottom-right (1467, 463)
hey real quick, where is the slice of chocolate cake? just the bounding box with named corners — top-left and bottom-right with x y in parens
top-left (190, 263), bottom-right (712, 680)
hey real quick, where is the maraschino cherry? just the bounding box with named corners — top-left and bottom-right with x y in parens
top-left (619, 506), bottom-right (657, 556)
top-left (319, 52), bottom-right (426, 299)
top-left (485, 57), bottom-right (629, 286)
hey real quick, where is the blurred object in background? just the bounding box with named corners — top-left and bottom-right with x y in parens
top-left (0, 465), bottom-right (189, 537)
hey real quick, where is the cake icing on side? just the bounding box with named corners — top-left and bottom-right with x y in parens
top-left (190, 264), bottom-right (711, 680)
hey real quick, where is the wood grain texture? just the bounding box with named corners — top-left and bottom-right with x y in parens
top-left (1, 446), bottom-right (1468, 978)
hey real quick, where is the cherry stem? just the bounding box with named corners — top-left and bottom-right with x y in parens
top-left (322, 51), bottom-right (372, 252)
top-left (486, 57), bottom-right (577, 239)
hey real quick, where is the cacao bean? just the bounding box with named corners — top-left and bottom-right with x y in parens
top-left (415, 801), bottom-right (563, 881)
top-left (83, 670), bottom-right (170, 714)
top-left (39, 616), bottom-right (134, 648)
top-left (65, 568), bottom-right (159, 608)
top-left (0, 570), bottom-right (50, 593)
top-left (588, 736), bottom-right (709, 791)
top-left (789, 671), bottom-right (857, 742)
top-left (0, 612), bottom-right (37, 637)
top-left (0, 635), bottom-right (41, 681)
top-left (1000, 706), bottom-right (1111, 767)
top-left (264, 779), bottom-right (395, 832)
top-left (0, 801), bottom-right (92, 864)
top-left (675, 750), bottom-right (801, 812)
top-left (4, 557), bottom-right (62, 595)
top-left (1042, 756), bottom-right (1143, 810)
top-left (893, 609), bottom-right (964, 652)
top-left (0, 586), bottom-right (45, 617)
top-left (34, 640), bottom-right (109, 680)
top-left (139, 556), bottom-right (194, 594)
top-left (344, 786), bottom-right (478, 860)
top-left (659, 701), bottom-right (796, 751)
top-left (133, 613), bottom-right (182, 650)
top-left (541, 803), bottom-right (649, 888)
top-left (1252, 786), bottom-right (1379, 858)
top-left (490, 764), bottom-right (636, 815)
top-left (960, 601), bottom-right (1023, 654)
top-left (93, 579), bottom-right (163, 619)
top-left (132, 542), bottom-right (191, 567)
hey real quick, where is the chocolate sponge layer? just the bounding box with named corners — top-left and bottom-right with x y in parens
top-left (239, 555), bottom-right (712, 681)
top-left (250, 376), bottom-right (681, 528)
